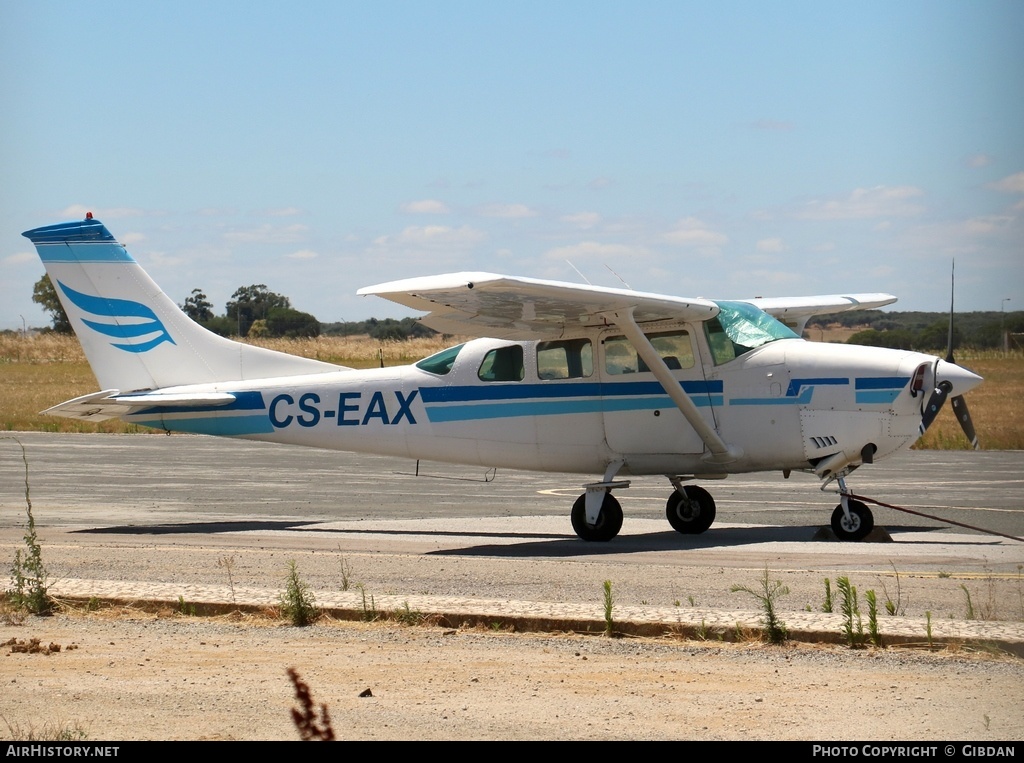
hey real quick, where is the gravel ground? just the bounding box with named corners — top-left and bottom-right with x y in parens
top-left (3, 610), bottom-right (1024, 741)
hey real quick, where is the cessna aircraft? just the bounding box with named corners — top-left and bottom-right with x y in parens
top-left (24, 215), bottom-right (983, 542)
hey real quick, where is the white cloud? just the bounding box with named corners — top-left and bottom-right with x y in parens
top-left (401, 199), bottom-right (450, 214)
top-left (662, 217), bottom-right (729, 248)
top-left (59, 204), bottom-right (146, 219)
top-left (3, 252), bottom-right (36, 266)
top-left (372, 225), bottom-right (486, 250)
top-left (120, 232), bottom-right (147, 245)
top-left (755, 237), bottom-right (785, 253)
top-left (223, 224), bottom-right (309, 244)
top-left (286, 249), bottom-right (319, 260)
top-left (263, 207), bottom-right (303, 217)
top-left (197, 207), bottom-right (238, 217)
top-left (967, 153), bottom-right (993, 168)
top-left (544, 241), bottom-right (649, 261)
top-left (988, 172), bottom-right (1024, 194)
top-left (588, 177), bottom-right (614, 190)
top-left (962, 215), bottom-right (1014, 235)
top-left (561, 212), bottom-right (601, 229)
top-left (476, 203), bottom-right (538, 219)
top-left (793, 186), bottom-right (925, 220)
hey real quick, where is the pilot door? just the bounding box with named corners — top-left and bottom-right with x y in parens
top-left (599, 327), bottom-right (717, 455)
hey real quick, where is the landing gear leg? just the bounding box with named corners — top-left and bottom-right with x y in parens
top-left (829, 475), bottom-right (874, 541)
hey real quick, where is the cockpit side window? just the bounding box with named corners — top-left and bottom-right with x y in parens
top-left (603, 330), bottom-right (694, 375)
top-left (415, 343), bottom-right (464, 375)
top-left (537, 339), bottom-right (593, 380)
top-left (478, 344), bottom-right (525, 382)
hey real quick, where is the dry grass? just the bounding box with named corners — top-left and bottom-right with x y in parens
top-left (1, 334), bottom-right (1020, 448)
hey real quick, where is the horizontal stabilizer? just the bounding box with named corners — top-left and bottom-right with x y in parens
top-left (43, 389), bottom-right (238, 421)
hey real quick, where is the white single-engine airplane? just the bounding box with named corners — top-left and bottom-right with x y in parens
top-left (24, 216), bottom-right (983, 542)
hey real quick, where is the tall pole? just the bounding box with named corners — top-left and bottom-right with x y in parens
top-left (1001, 298), bottom-right (1011, 353)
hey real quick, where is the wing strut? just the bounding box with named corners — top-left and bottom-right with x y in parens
top-left (605, 309), bottom-right (741, 465)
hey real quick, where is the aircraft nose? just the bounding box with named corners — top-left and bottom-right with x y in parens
top-left (936, 359), bottom-right (983, 396)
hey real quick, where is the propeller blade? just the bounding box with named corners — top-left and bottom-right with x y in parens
top-left (919, 381), bottom-right (952, 435)
top-left (950, 394), bottom-right (980, 450)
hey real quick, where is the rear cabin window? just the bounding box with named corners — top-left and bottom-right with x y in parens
top-left (537, 339), bottom-right (593, 380)
top-left (478, 344), bottom-right (525, 382)
top-left (603, 330), bottom-right (694, 375)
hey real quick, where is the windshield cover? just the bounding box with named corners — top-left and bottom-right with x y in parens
top-left (713, 301), bottom-right (799, 352)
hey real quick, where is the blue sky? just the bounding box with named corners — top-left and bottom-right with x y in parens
top-left (2, 1), bottom-right (1022, 330)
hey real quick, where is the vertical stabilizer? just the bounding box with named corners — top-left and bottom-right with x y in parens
top-left (24, 217), bottom-right (344, 392)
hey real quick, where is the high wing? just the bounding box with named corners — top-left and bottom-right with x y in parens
top-left (359, 272), bottom-right (896, 339)
top-left (358, 272), bottom-right (719, 339)
top-left (745, 293), bottom-right (897, 334)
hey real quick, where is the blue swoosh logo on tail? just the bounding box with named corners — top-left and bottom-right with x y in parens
top-left (58, 281), bottom-right (175, 353)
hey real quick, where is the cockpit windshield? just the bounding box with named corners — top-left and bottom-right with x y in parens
top-left (415, 343), bottom-right (464, 375)
top-left (705, 301), bottom-right (799, 365)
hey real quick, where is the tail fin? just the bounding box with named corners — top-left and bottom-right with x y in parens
top-left (24, 217), bottom-right (343, 393)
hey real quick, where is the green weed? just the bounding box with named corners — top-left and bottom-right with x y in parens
top-left (961, 584), bottom-right (976, 620)
top-left (393, 601), bottom-right (423, 626)
top-left (603, 580), bottom-right (615, 637)
top-left (176, 595), bottom-right (196, 616)
top-left (822, 578), bottom-right (833, 613)
top-left (217, 555), bottom-right (237, 604)
top-left (730, 566), bottom-right (789, 644)
top-left (866, 589), bottom-right (883, 647)
top-left (280, 561), bottom-right (319, 627)
top-left (358, 585), bottom-right (378, 622)
top-left (338, 552), bottom-right (353, 592)
top-left (880, 562), bottom-right (905, 616)
top-left (837, 576), bottom-right (865, 648)
top-left (4, 437), bottom-right (54, 616)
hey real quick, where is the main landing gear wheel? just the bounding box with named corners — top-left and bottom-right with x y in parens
top-left (831, 499), bottom-right (874, 541)
top-left (571, 492), bottom-right (623, 542)
top-left (666, 485), bottom-right (716, 535)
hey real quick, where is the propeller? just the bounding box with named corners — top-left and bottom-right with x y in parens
top-left (918, 261), bottom-right (981, 448)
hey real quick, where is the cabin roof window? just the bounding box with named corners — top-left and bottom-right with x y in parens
top-left (478, 344), bottom-right (525, 382)
top-left (705, 301), bottom-right (799, 364)
top-left (415, 343), bottom-right (465, 375)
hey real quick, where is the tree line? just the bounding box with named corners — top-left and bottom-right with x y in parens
top-left (809, 309), bottom-right (1023, 350)
top-left (30, 275), bottom-right (435, 341)
top-left (30, 274), bottom-right (1016, 347)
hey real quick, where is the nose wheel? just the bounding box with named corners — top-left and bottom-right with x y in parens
top-left (830, 498), bottom-right (874, 541)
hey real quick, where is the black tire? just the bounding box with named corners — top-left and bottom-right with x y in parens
top-left (666, 485), bottom-right (716, 534)
top-left (571, 492), bottom-right (623, 542)
top-left (830, 499), bottom-right (874, 541)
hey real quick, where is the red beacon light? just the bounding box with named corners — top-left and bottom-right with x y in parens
top-left (86, 212), bottom-right (93, 219)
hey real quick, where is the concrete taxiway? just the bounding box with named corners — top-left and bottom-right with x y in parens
top-left (2, 432), bottom-right (1022, 649)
